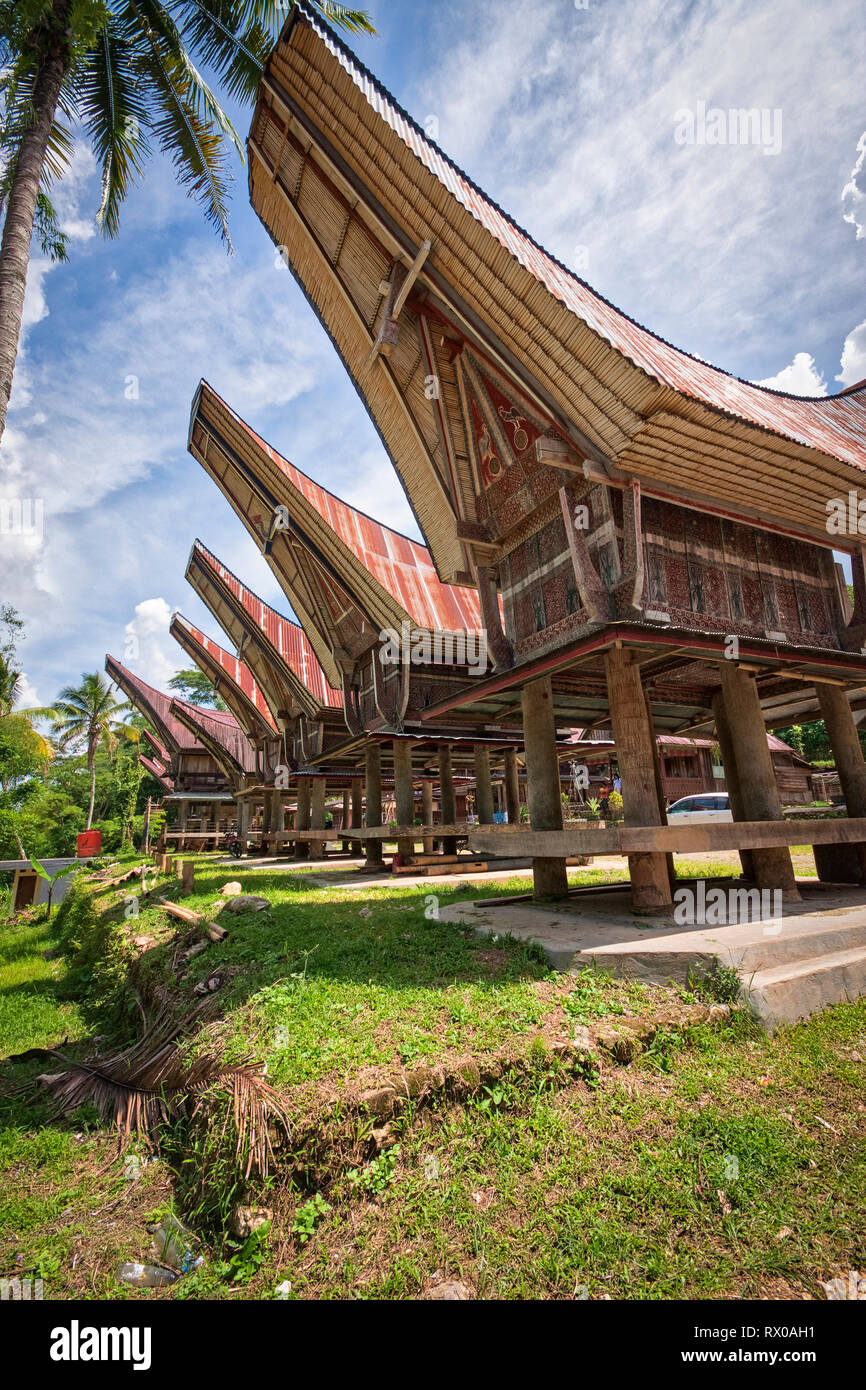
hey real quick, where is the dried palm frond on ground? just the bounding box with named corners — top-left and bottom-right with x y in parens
top-left (32, 1004), bottom-right (290, 1180)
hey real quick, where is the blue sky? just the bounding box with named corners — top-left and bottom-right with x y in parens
top-left (1, 0), bottom-right (864, 707)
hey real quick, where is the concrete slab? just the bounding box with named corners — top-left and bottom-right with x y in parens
top-left (439, 879), bottom-right (866, 1028)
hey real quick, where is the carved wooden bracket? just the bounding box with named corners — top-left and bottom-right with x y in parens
top-left (559, 486), bottom-right (609, 621)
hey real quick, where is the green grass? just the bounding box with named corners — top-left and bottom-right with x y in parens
top-left (0, 850), bottom-right (861, 1300)
top-left (276, 1002), bottom-right (866, 1301)
top-left (0, 912), bottom-right (85, 1057)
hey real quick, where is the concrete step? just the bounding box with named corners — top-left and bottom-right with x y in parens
top-left (743, 946), bottom-right (866, 1031)
top-left (733, 914), bottom-right (866, 972)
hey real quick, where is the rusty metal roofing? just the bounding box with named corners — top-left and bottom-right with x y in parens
top-left (105, 655), bottom-right (205, 753)
top-left (171, 613), bottom-right (277, 732)
top-left (191, 540), bottom-right (343, 709)
top-left (169, 698), bottom-right (258, 775)
top-left (139, 755), bottom-right (174, 791)
top-left (204, 385), bottom-right (484, 633)
top-left (283, 2), bottom-right (866, 471)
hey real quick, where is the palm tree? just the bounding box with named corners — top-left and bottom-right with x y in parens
top-left (0, 650), bottom-right (57, 757)
top-left (0, 1), bottom-right (374, 446)
top-left (52, 670), bottom-right (130, 828)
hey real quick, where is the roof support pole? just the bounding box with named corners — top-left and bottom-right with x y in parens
top-left (815, 683), bottom-right (866, 882)
top-left (342, 789), bottom-right (350, 837)
top-left (473, 743), bottom-right (494, 826)
top-left (351, 776), bottom-right (363, 856)
top-left (717, 664), bottom-right (800, 901)
top-left (421, 778), bottom-right (434, 855)
top-left (393, 739), bottom-right (416, 865)
top-left (711, 691), bottom-right (756, 881)
top-left (522, 676), bottom-right (569, 900)
top-left (504, 746), bottom-right (521, 825)
top-left (604, 647), bottom-right (672, 913)
top-left (437, 745), bottom-right (457, 856)
top-left (364, 744), bottom-right (384, 869)
top-left (294, 776), bottom-right (311, 860)
top-left (310, 777), bottom-right (326, 860)
top-left (645, 688), bottom-right (677, 894)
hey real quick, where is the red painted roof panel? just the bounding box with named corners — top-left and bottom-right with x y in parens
top-left (192, 541), bottom-right (343, 708)
top-left (172, 614), bottom-right (277, 731)
top-left (212, 392), bottom-right (485, 633)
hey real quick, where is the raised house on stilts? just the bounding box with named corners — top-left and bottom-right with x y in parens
top-left (241, 2), bottom-right (866, 907)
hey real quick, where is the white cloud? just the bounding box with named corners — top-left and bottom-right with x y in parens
top-left (13, 672), bottom-right (42, 710)
top-left (842, 130), bottom-right (866, 239)
top-left (758, 351), bottom-right (827, 396)
top-left (121, 598), bottom-right (181, 690)
top-left (838, 319), bottom-right (866, 387)
top-left (53, 141), bottom-right (99, 243)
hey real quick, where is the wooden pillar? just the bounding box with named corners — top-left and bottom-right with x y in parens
top-left (522, 676), bottom-right (568, 899)
top-left (393, 739), bottom-right (416, 863)
top-left (236, 797), bottom-right (250, 854)
top-left (351, 776), bottom-right (363, 856)
top-left (342, 789), bottom-right (350, 836)
top-left (504, 746), bottom-right (521, 824)
top-left (310, 777), bottom-right (326, 859)
top-left (717, 664), bottom-right (799, 900)
top-left (294, 777), bottom-right (311, 860)
top-left (645, 689), bottom-right (677, 893)
top-left (604, 647), bottom-right (672, 912)
top-left (473, 744), bottom-right (494, 825)
top-left (364, 743), bottom-right (384, 869)
top-left (711, 691), bottom-right (756, 880)
top-left (816, 683), bottom-right (866, 880)
top-left (421, 778), bottom-right (434, 854)
top-left (438, 744), bottom-right (457, 855)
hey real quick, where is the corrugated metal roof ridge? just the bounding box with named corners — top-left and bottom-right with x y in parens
top-left (105, 654), bottom-right (203, 752)
top-left (283, 2), bottom-right (866, 468)
top-left (198, 386), bottom-right (484, 634)
top-left (173, 612), bottom-right (277, 730)
top-left (170, 697), bottom-right (257, 775)
top-left (191, 538), bottom-right (343, 708)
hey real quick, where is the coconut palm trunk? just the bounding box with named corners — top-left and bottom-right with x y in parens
top-left (0, 1), bottom-right (72, 445)
top-left (86, 732), bottom-right (98, 829)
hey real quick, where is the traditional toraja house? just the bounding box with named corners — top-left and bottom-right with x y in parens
top-left (170, 611), bottom-right (283, 848)
top-left (181, 540), bottom-right (362, 858)
top-left (188, 382), bottom-right (528, 868)
top-left (242, 3), bottom-right (866, 906)
top-left (105, 655), bottom-right (236, 839)
top-left (568, 730), bottom-right (816, 807)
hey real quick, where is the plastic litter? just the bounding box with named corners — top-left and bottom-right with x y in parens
top-left (117, 1261), bottom-right (177, 1288)
top-left (148, 1214), bottom-right (204, 1274)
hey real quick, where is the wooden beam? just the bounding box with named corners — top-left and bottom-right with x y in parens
top-left (469, 817), bottom-right (866, 857)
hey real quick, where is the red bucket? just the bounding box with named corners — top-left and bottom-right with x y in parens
top-left (76, 830), bottom-right (102, 858)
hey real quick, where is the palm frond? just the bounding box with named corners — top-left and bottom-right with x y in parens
top-left (77, 13), bottom-right (151, 237)
top-left (126, 0), bottom-right (236, 244)
top-left (35, 1007), bottom-right (290, 1179)
top-left (313, 2), bottom-right (376, 35)
top-left (167, 1), bottom-right (276, 106)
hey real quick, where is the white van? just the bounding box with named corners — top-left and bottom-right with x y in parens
top-left (666, 792), bottom-right (733, 824)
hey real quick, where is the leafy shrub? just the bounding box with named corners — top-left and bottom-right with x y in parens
top-left (52, 878), bottom-right (135, 1031)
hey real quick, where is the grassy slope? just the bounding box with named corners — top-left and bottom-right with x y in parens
top-left (0, 852), bottom-right (862, 1300)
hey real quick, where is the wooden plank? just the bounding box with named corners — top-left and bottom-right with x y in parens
top-left (347, 823), bottom-right (471, 840)
top-left (470, 818), bottom-right (866, 858)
